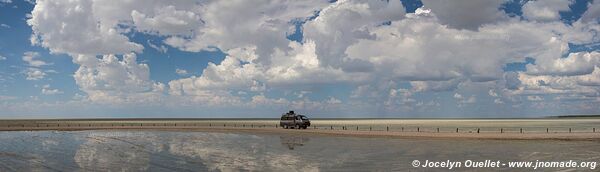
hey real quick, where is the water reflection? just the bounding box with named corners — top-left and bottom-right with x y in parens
top-left (74, 134), bottom-right (152, 171)
top-left (0, 131), bottom-right (599, 171)
top-left (279, 135), bottom-right (310, 150)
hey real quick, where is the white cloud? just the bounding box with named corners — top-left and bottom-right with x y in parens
top-left (166, 1), bottom-right (403, 104)
top-left (19, 0), bottom-right (600, 115)
top-left (294, 91), bottom-right (311, 98)
top-left (501, 68), bottom-right (600, 103)
top-left (175, 68), bottom-right (188, 76)
top-left (22, 51), bottom-right (49, 67)
top-left (345, 10), bottom-right (567, 83)
top-left (168, 40), bottom-right (360, 100)
top-left (454, 93), bottom-right (477, 104)
top-left (0, 24), bottom-right (9, 28)
top-left (302, 0), bottom-right (406, 70)
top-left (168, 46), bottom-right (266, 95)
top-left (526, 52), bottom-right (600, 76)
top-left (0, 0), bottom-right (11, 4)
top-left (27, 0), bottom-right (144, 55)
top-left (488, 89), bottom-right (499, 97)
top-left (464, 96), bottom-right (477, 104)
top-left (131, 5), bottom-right (202, 36)
top-left (72, 53), bottom-right (165, 104)
top-left (163, 0), bottom-right (330, 57)
top-left (26, 0), bottom-right (340, 107)
top-left (0, 55), bottom-right (6, 60)
top-left (527, 95), bottom-right (544, 101)
top-left (522, 0), bottom-right (573, 21)
top-left (453, 93), bottom-right (463, 99)
top-left (147, 40), bottom-right (167, 53)
top-left (41, 84), bottom-right (63, 95)
top-left (24, 68), bottom-right (46, 80)
top-left (580, 0), bottom-right (600, 23)
top-left (410, 80), bottom-right (462, 92)
top-left (578, 66), bottom-right (600, 86)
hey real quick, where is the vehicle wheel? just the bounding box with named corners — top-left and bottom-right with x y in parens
top-left (303, 126), bottom-right (307, 129)
top-left (295, 124), bottom-right (300, 129)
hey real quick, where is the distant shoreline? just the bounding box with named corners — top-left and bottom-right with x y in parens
top-left (551, 115), bottom-right (600, 118)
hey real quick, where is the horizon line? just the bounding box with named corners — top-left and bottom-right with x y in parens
top-left (1, 115), bottom-right (600, 121)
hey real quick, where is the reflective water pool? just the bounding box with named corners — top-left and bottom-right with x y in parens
top-left (0, 130), bottom-right (598, 171)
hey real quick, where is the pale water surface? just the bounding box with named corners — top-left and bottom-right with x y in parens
top-left (0, 130), bottom-right (599, 171)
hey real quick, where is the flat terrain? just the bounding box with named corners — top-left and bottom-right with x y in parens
top-left (3, 130), bottom-right (599, 171)
top-left (1, 118), bottom-right (600, 140)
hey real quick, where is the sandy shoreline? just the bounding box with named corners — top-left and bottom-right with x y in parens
top-left (2, 118), bottom-right (600, 140)
top-left (1, 125), bottom-right (600, 140)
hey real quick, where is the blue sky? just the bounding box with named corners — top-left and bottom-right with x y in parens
top-left (0, 0), bottom-right (599, 118)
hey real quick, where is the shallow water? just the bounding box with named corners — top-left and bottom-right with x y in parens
top-left (0, 130), bottom-right (598, 171)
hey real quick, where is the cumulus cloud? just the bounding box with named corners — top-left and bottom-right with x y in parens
top-left (303, 0), bottom-right (406, 70)
top-left (24, 68), bottom-right (46, 80)
top-left (578, 66), bottom-right (600, 86)
top-left (454, 93), bottom-right (477, 104)
top-left (163, 0), bottom-right (330, 56)
top-left (175, 68), bottom-right (188, 76)
top-left (163, 0), bottom-right (409, 110)
top-left (526, 52), bottom-right (600, 76)
top-left (72, 53), bottom-right (165, 104)
top-left (26, 0), bottom-right (339, 108)
top-left (0, 55), bottom-right (6, 60)
top-left (500, 67), bottom-right (600, 105)
top-left (131, 5), bottom-right (202, 36)
top-left (168, 40), bottom-right (359, 100)
top-left (22, 51), bottom-right (49, 67)
top-left (522, 0), bottom-right (573, 21)
top-left (580, 0), bottom-right (600, 23)
top-left (20, 0), bottom-right (600, 116)
top-left (41, 84), bottom-right (63, 95)
top-left (27, 0), bottom-right (144, 55)
top-left (168, 46), bottom-right (267, 96)
top-left (345, 8), bottom-right (566, 82)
